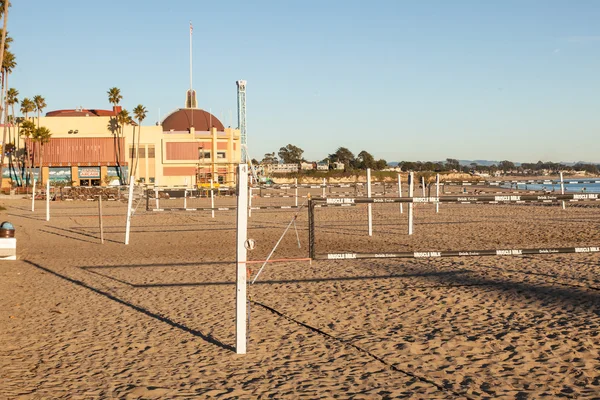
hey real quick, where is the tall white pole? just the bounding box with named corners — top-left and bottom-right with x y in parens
top-left (98, 195), bottom-right (104, 244)
top-left (248, 186), bottom-right (252, 218)
top-left (236, 164), bottom-right (248, 354)
top-left (31, 178), bottom-right (36, 212)
top-left (295, 178), bottom-right (298, 207)
top-left (46, 180), bottom-right (50, 221)
top-left (210, 179), bottom-right (215, 218)
top-left (560, 171), bottom-right (565, 210)
top-left (435, 173), bottom-right (440, 213)
top-left (367, 168), bottom-right (372, 236)
top-left (421, 176), bottom-right (426, 197)
top-left (125, 175), bottom-right (135, 245)
top-left (397, 173), bottom-right (403, 214)
top-left (408, 172), bottom-right (414, 235)
top-left (322, 178), bottom-right (326, 197)
top-left (154, 186), bottom-right (159, 210)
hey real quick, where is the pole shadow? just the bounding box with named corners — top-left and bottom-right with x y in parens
top-left (23, 259), bottom-right (235, 352)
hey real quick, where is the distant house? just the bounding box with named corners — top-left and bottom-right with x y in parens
top-left (316, 162), bottom-right (329, 171)
top-left (333, 161), bottom-right (345, 171)
top-left (300, 162), bottom-right (314, 171)
top-left (265, 163), bottom-right (299, 174)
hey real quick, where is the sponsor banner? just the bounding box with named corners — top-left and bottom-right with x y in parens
top-left (326, 198), bottom-right (355, 204)
top-left (78, 167), bottom-right (100, 179)
top-left (316, 246), bottom-right (600, 260)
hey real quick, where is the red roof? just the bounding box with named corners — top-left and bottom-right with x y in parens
top-left (46, 109), bottom-right (117, 117)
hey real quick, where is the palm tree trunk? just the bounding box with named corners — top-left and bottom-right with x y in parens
top-left (0, 73), bottom-right (7, 190)
top-left (0, 0), bottom-right (9, 85)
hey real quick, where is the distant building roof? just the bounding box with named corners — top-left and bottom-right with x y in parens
top-left (46, 108), bottom-right (117, 117)
top-left (162, 108), bottom-right (225, 132)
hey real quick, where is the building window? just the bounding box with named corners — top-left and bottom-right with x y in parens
top-left (218, 175), bottom-right (224, 184)
top-left (138, 148), bottom-right (146, 158)
top-left (198, 149), bottom-right (211, 159)
top-left (147, 146), bottom-right (155, 158)
top-left (129, 146), bottom-right (136, 158)
top-left (149, 177), bottom-right (155, 183)
top-left (217, 151), bottom-right (226, 159)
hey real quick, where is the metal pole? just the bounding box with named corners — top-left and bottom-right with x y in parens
top-left (31, 177), bottom-right (36, 212)
top-left (421, 176), bottom-right (426, 197)
top-left (560, 171), bottom-right (565, 210)
top-left (99, 195), bottom-right (104, 244)
top-left (436, 173), bottom-right (440, 213)
top-left (236, 164), bottom-right (248, 354)
top-left (210, 179), bottom-right (215, 218)
top-left (45, 180), bottom-right (50, 221)
top-left (397, 173), bottom-right (403, 214)
top-left (322, 178), bottom-right (326, 197)
top-left (183, 188), bottom-right (187, 209)
top-left (367, 168), bottom-right (372, 236)
top-left (248, 186), bottom-right (252, 218)
top-left (408, 172), bottom-right (414, 235)
top-left (125, 175), bottom-right (135, 245)
top-left (154, 186), bottom-right (159, 210)
top-left (308, 198), bottom-right (315, 260)
top-left (295, 178), bottom-right (298, 207)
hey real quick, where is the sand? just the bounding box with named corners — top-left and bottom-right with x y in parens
top-left (1, 192), bottom-right (600, 399)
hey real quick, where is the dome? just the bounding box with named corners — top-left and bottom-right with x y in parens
top-left (162, 108), bottom-right (225, 132)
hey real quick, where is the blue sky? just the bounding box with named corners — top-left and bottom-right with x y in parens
top-left (8, 0), bottom-right (600, 163)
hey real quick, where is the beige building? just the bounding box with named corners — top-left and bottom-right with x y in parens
top-left (12, 102), bottom-right (242, 187)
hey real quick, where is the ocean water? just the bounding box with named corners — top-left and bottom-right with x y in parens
top-left (500, 182), bottom-right (600, 193)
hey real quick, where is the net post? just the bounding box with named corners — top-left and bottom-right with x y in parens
top-left (560, 171), bottom-right (566, 210)
top-left (408, 172), bottom-right (414, 235)
top-left (146, 187), bottom-right (149, 211)
top-left (308, 195), bottom-right (315, 260)
top-left (397, 173), bottom-right (403, 214)
top-left (46, 180), bottom-right (50, 221)
top-left (236, 164), bottom-right (248, 354)
top-left (210, 179), bottom-right (215, 218)
top-left (295, 178), bottom-right (298, 207)
top-left (32, 177), bottom-right (36, 212)
top-left (367, 168), bottom-right (372, 236)
top-left (436, 173), bottom-right (440, 213)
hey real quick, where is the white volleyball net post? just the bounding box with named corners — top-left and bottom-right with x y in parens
top-left (421, 176), bottom-right (426, 197)
top-left (397, 173), bottom-right (403, 214)
top-left (295, 178), bottom-right (298, 207)
top-left (367, 168), bottom-right (373, 236)
top-left (45, 180), bottom-right (50, 221)
top-left (435, 173), bottom-right (440, 213)
top-left (124, 175), bottom-right (135, 245)
top-left (560, 172), bottom-right (566, 210)
top-left (236, 164), bottom-right (249, 354)
top-left (210, 179), bottom-right (215, 218)
top-left (322, 178), bottom-right (326, 197)
top-left (98, 195), bottom-right (104, 244)
top-left (31, 177), bottom-right (36, 212)
top-left (408, 172), bottom-right (414, 235)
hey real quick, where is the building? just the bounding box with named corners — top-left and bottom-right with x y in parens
top-left (316, 162), bottom-right (329, 171)
top-left (264, 163), bottom-right (299, 174)
top-left (300, 162), bottom-right (314, 171)
top-left (7, 91), bottom-right (242, 187)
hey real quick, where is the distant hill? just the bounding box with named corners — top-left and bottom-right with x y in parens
top-left (388, 160), bottom-right (599, 167)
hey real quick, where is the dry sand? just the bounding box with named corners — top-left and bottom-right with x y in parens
top-left (1, 192), bottom-right (600, 399)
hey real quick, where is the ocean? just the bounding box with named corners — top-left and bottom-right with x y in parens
top-left (500, 181), bottom-right (600, 193)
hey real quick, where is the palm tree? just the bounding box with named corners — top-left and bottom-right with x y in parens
top-left (107, 87), bottom-right (123, 183)
top-left (117, 109), bottom-right (131, 183)
top-left (20, 119), bottom-right (34, 185)
top-left (0, 1), bottom-right (10, 84)
top-left (32, 95), bottom-right (46, 129)
top-left (31, 126), bottom-right (51, 184)
top-left (0, 86), bottom-right (17, 188)
top-left (20, 97), bottom-right (34, 119)
top-left (132, 104), bottom-right (147, 177)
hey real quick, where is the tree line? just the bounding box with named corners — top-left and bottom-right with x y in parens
top-left (254, 145), bottom-right (389, 171)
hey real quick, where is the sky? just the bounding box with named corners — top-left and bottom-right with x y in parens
top-left (7, 0), bottom-right (600, 163)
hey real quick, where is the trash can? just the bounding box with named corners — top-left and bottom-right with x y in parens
top-left (0, 221), bottom-right (15, 238)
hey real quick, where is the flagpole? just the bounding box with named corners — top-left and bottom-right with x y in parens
top-left (189, 21), bottom-right (193, 94)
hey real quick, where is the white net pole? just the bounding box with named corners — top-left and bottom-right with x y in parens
top-left (397, 173), bottom-right (403, 214)
top-left (560, 171), bottom-right (565, 210)
top-left (367, 168), bottom-right (372, 236)
top-left (436, 173), bottom-right (440, 213)
top-left (408, 172), bottom-right (414, 235)
top-left (236, 164), bottom-right (248, 354)
top-left (31, 177), bottom-right (36, 212)
top-left (46, 180), bottom-right (50, 221)
top-left (125, 175), bottom-right (135, 245)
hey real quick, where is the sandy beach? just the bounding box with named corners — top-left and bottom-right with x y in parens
top-left (2, 192), bottom-right (600, 399)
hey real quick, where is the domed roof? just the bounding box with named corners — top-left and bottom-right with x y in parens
top-left (162, 108), bottom-right (225, 132)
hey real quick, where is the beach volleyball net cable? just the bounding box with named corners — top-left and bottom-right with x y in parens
top-left (307, 193), bottom-right (600, 261)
